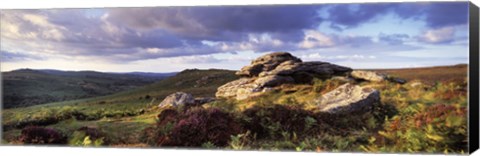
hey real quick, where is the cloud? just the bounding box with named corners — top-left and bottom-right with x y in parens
top-left (1, 9), bottom-right (194, 62)
top-left (423, 2), bottom-right (469, 28)
top-left (327, 3), bottom-right (395, 30)
top-left (418, 26), bottom-right (456, 44)
top-left (300, 53), bottom-right (377, 62)
top-left (215, 33), bottom-right (301, 53)
top-left (1, 10), bottom-right (65, 41)
top-left (378, 33), bottom-right (410, 45)
top-left (168, 55), bottom-right (222, 64)
top-left (299, 30), bottom-right (336, 48)
top-left (392, 2), bottom-right (468, 28)
top-left (105, 5), bottom-right (323, 42)
top-left (326, 2), bottom-right (468, 30)
top-left (297, 30), bottom-right (375, 49)
top-left (1, 50), bottom-right (44, 62)
top-left (1, 6), bottom-right (326, 62)
top-left (0, 2), bottom-right (469, 68)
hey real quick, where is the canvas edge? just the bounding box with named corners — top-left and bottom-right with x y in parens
top-left (468, 1), bottom-right (480, 154)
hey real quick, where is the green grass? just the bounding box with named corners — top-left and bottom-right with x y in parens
top-left (2, 69), bottom-right (170, 108)
top-left (203, 73), bottom-right (467, 153)
top-left (2, 69), bottom-right (237, 146)
top-left (3, 69), bottom-right (237, 124)
top-left (1, 66), bottom-right (469, 153)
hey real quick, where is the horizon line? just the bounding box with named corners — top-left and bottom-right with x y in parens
top-left (0, 63), bottom-right (469, 73)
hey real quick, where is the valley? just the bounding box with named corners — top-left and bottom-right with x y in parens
top-left (2, 69), bottom-right (176, 108)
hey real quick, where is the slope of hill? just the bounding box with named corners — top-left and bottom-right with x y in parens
top-left (2, 69), bottom-right (238, 145)
top-left (370, 64), bottom-right (467, 83)
top-left (1, 63), bottom-right (467, 153)
top-left (2, 69), bottom-right (174, 108)
top-left (111, 68), bottom-right (238, 99)
top-left (2, 68), bottom-right (237, 126)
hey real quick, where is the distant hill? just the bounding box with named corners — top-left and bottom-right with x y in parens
top-left (91, 68), bottom-right (239, 103)
top-left (118, 72), bottom-right (178, 78)
top-left (371, 64), bottom-right (468, 83)
top-left (1, 69), bottom-right (176, 108)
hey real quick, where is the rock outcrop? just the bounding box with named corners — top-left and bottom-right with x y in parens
top-left (315, 83), bottom-right (380, 114)
top-left (216, 52), bottom-right (352, 100)
top-left (350, 70), bottom-right (407, 84)
top-left (158, 92), bottom-right (215, 108)
top-left (215, 51), bottom-right (406, 109)
top-left (236, 52), bottom-right (302, 77)
top-left (388, 77), bottom-right (407, 84)
top-left (216, 78), bottom-right (258, 100)
top-left (158, 92), bottom-right (196, 108)
top-left (350, 70), bottom-right (387, 82)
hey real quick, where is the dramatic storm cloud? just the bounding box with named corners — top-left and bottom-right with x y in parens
top-left (106, 5), bottom-right (322, 42)
top-left (0, 2), bottom-right (469, 72)
top-left (327, 2), bottom-right (468, 29)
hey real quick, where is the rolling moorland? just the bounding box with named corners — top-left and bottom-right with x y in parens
top-left (2, 69), bottom-right (176, 108)
top-left (1, 52), bottom-right (468, 154)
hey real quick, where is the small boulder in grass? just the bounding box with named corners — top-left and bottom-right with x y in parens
top-left (350, 70), bottom-right (387, 82)
top-left (158, 92), bottom-right (195, 108)
top-left (158, 92), bottom-right (216, 108)
top-left (315, 83), bottom-right (380, 114)
top-left (350, 70), bottom-right (408, 84)
top-left (19, 126), bottom-right (67, 144)
top-left (388, 77), bottom-right (407, 84)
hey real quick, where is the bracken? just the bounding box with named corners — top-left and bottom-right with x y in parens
top-left (242, 105), bottom-right (315, 139)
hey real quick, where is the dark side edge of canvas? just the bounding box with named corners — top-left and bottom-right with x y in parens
top-left (469, 1), bottom-right (480, 154)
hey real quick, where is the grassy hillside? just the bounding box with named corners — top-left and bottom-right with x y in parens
top-left (2, 69), bottom-right (174, 108)
top-left (1, 66), bottom-right (468, 153)
top-left (106, 68), bottom-right (239, 101)
top-left (371, 64), bottom-right (467, 84)
top-left (2, 69), bottom-right (237, 132)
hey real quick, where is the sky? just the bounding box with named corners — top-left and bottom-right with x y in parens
top-left (0, 2), bottom-right (470, 72)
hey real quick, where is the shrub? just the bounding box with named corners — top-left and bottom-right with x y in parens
top-left (361, 104), bottom-right (467, 154)
top-left (69, 129), bottom-right (105, 147)
top-left (156, 107), bottom-right (243, 147)
top-left (156, 108), bottom-right (179, 126)
top-left (140, 108), bottom-right (180, 146)
top-left (76, 127), bottom-right (106, 144)
top-left (241, 105), bottom-right (315, 139)
top-left (19, 126), bottom-right (67, 144)
top-left (70, 110), bottom-right (88, 120)
top-left (4, 108), bottom-right (99, 132)
top-left (433, 81), bottom-right (467, 101)
top-left (371, 103), bottom-right (398, 127)
top-left (68, 131), bottom-right (104, 147)
top-left (140, 126), bottom-right (160, 146)
top-left (206, 98), bottom-right (239, 112)
top-left (228, 131), bottom-right (252, 150)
